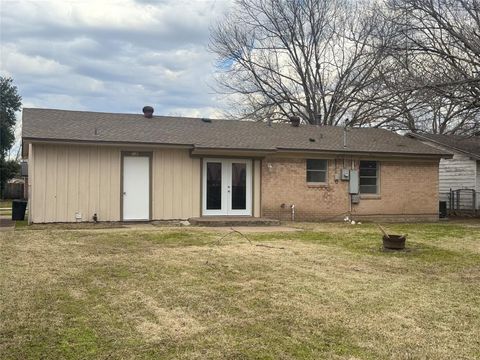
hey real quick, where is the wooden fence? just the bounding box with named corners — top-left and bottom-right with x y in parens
top-left (3, 183), bottom-right (25, 199)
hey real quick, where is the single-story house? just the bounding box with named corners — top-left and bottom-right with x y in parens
top-left (22, 108), bottom-right (450, 223)
top-left (407, 133), bottom-right (480, 211)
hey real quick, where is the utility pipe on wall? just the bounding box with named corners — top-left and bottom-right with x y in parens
top-left (291, 204), bottom-right (295, 221)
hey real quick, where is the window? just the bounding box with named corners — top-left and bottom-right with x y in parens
top-left (306, 159), bottom-right (328, 183)
top-left (359, 161), bottom-right (379, 194)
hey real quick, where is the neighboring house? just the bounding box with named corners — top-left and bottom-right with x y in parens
top-left (22, 108), bottom-right (450, 223)
top-left (408, 133), bottom-right (480, 211)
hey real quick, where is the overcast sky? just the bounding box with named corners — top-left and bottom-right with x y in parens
top-left (1, 0), bottom-right (232, 119)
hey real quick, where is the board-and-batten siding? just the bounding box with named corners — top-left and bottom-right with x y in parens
top-left (31, 144), bottom-right (121, 223)
top-left (30, 144), bottom-right (202, 223)
top-left (152, 149), bottom-right (201, 220)
top-left (29, 143), bottom-right (262, 222)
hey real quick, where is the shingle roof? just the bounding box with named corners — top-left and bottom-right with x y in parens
top-left (408, 133), bottom-right (480, 159)
top-left (22, 108), bottom-right (448, 157)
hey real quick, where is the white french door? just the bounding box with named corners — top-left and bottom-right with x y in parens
top-left (202, 158), bottom-right (252, 216)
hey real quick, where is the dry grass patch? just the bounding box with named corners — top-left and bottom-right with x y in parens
top-left (1, 223), bottom-right (479, 359)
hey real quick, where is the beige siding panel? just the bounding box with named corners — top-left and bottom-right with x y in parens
top-left (31, 144), bottom-right (43, 222)
top-left (172, 151), bottom-right (182, 218)
top-left (99, 148), bottom-right (110, 219)
top-left (87, 147), bottom-right (97, 220)
top-left (30, 144), bottom-right (201, 222)
top-left (253, 159), bottom-right (261, 217)
top-left (151, 149), bottom-right (201, 219)
top-left (66, 146), bottom-right (79, 221)
top-left (192, 159), bottom-right (201, 217)
top-left (110, 149), bottom-right (121, 221)
top-left (31, 144), bottom-right (121, 223)
top-left (56, 147), bottom-right (68, 222)
top-left (27, 143), bottom-right (34, 223)
top-left (176, 151), bottom-right (185, 218)
top-left (44, 145), bottom-right (57, 222)
top-left (182, 153), bottom-right (191, 216)
top-left (153, 150), bottom-right (163, 217)
top-left (163, 150), bottom-right (174, 218)
top-left (77, 146), bottom-right (90, 221)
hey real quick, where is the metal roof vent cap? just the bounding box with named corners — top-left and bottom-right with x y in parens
top-left (289, 115), bottom-right (300, 127)
top-left (142, 106), bottom-right (154, 118)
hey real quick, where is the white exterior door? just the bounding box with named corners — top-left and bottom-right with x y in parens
top-left (202, 159), bottom-right (252, 216)
top-left (123, 155), bottom-right (150, 220)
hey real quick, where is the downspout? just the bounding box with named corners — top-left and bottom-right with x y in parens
top-left (28, 143), bottom-right (33, 225)
top-left (349, 159), bottom-right (355, 216)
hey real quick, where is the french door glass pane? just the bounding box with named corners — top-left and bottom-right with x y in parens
top-left (206, 162), bottom-right (222, 210)
top-left (231, 162), bottom-right (246, 210)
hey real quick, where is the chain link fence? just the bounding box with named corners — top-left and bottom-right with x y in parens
top-left (440, 189), bottom-right (478, 217)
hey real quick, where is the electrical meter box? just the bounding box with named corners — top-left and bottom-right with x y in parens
top-left (349, 170), bottom-right (359, 194)
top-left (20, 161), bottom-right (28, 177)
top-left (341, 169), bottom-right (350, 180)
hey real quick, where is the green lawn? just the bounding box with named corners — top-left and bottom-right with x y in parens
top-left (0, 200), bottom-right (12, 208)
top-left (1, 222), bottom-right (479, 359)
top-left (0, 200), bottom-right (12, 216)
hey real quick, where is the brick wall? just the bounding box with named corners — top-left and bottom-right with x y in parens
top-left (261, 157), bottom-right (439, 222)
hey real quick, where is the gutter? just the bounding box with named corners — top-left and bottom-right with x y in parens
top-left (22, 137), bottom-right (452, 159)
top-left (274, 147), bottom-right (452, 159)
top-left (22, 137), bottom-right (194, 150)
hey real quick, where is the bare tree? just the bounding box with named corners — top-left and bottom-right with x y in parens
top-left (377, 0), bottom-right (480, 134)
top-left (358, 54), bottom-right (480, 134)
top-left (210, 0), bottom-right (388, 126)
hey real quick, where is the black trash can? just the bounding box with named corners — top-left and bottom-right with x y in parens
top-left (439, 201), bottom-right (447, 218)
top-left (12, 200), bottom-right (27, 221)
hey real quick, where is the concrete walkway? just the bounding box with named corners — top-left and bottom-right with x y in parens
top-left (14, 222), bottom-right (301, 233)
top-left (206, 226), bottom-right (301, 233)
top-left (189, 216), bottom-right (280, 227)
top-left (124, 223), bottom-right (300, 233)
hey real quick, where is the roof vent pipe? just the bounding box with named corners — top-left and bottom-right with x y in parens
top-left (142, 106), bottom-right (154, 118)
top-left (289, 115), bottom-right (300, 127)
top-left (343, 118), bottom-right (349, 148)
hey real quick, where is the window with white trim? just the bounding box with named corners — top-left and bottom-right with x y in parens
top-left (306, 159), bottom-right (328, 183)
top-left (359, 161), bottom-right (379, 194)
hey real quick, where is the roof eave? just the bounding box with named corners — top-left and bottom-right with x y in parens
top-left (275, 147), bottom-right (451, 159)
top-left (22, 137), bottom-right (452, 159)
top-left (22, 137), bottom-right (195, 150)
top-left (407, 133), bottom-right (479, 160)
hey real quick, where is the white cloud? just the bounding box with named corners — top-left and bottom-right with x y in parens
top-left (2, 45), bottom-right (70, 76)
top-left (0, 0), bottom-right (232, 116)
